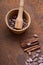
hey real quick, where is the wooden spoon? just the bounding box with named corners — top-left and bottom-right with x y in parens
top-left (15, 0), bottom-right (24, 29)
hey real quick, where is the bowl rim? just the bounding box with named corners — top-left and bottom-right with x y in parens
top-left (5, 8), bottom-right (31, 32)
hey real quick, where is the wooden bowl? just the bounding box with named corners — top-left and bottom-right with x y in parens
top-left (5, 8), bottom-right (31, 34)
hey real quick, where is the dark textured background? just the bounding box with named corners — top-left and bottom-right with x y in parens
top-left (0, 0), bottom-right (43, 65)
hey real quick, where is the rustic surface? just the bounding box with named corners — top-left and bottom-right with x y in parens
top-left (0, 0), bottom-right (43, 65)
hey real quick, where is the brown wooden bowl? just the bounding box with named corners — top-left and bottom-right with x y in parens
top-left (5, 8), bottom-right (31, 34)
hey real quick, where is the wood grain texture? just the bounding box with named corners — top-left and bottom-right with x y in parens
top-left (0, 0), bottom-right (43, 65)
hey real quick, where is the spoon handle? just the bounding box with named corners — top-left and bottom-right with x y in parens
top-left (20, 0), bottom-right (24, 7)
top-left (18, 0), bottom-right (24, 18)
